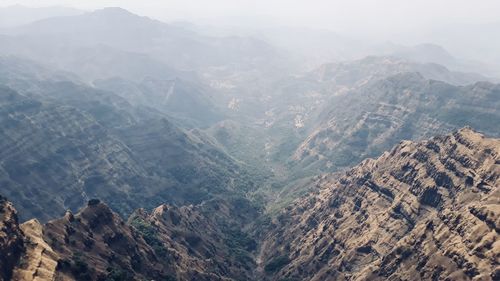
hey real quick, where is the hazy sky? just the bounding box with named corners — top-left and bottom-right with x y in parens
top-left (1, 0), bottom-right (500, 35)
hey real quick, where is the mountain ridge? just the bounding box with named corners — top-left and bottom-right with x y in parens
top-left (260, 127), bottom-right (499, 280)
top-left (290, 71), bottom-right (500, 176)
top-left (1, 127), bottom-right (498, 280)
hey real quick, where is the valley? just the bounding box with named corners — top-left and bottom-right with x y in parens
top-left (0, 5), bottom-right (499, 281)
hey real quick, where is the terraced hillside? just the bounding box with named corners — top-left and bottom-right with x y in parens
top-left (261, 128), bottom-right (499, 280)
top-left (0, 85), bottom-right (256, 222)
top-left (292, 73), bottom-right (500, 175)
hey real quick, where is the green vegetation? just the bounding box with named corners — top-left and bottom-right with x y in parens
top-left (225, 228), bottom-right (257, 251)
top-left (103, 267), bottom-right (131, 281)
top-left (69, 252), bottom-right (92, 280)
top-left (264, 255), bottom-right (290, 273)
top-left (88, 199), bottom-right (101, 206)
top-left (216, 225), bottom-right (256, 268)
top-left (130, 217), bottom-right (169, 258)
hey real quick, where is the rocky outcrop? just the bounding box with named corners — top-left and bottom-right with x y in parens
top-left (262, 128), bottom-right (499, 280)
top-left (128, 197), bottom-right (259, 280)
top-left (0, 195), bottom-right (260, 281)
top-left (38, 200), bottom-right (175, 281)
top-left (12, 219), bottom-right (59, 281)
top-left (0, 128), bottom-right (498, 280)
top-left (0, 195), bottom-right (24, 281)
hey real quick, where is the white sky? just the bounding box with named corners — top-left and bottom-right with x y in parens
top-left (1, 0), bottom-right (499, 35)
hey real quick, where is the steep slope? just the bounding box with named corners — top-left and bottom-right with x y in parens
top-left (0, 84), bottom-right (254, 222)
top-left (0, 53), bottom-right (224, 128)
top-left (292, 72), bottom-right (500, 174)
top-left (4, 199), bottom-right (176, 281)
top-left (0, 195), bottom-right (24, 281)
top-left (0, 196), bottom-right (260, 280)
top-left (37, 200), bottom-right (176, 281)
top-left (12, 219), bottom-right (59, 281)
top-left (128, 197), bottom-right (260, 280)
top-left (261, 128), bottom-right (499, 280)
top-left (95, 76), bottom-right (224, 127)
top-left (265, 56), bottom-right (489, 140)
top-left (203, 56), bottom-right (490, 177)
top-left (0, 86), bottom-right (150, 221)
top-left (2, 128), bottom-right (497, 281)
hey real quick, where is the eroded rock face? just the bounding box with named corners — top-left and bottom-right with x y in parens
top-left (128, 198), bottom-right (259, 281)
top-left (12, 219), bottom-right (59, 281)
top-left (261, 128), bottom-right (500, 280)
top-left (0, 128), bottom-right (498, 281)
top-left (0, 195), bottom-right (24, 281)
top-left (39, 201), bottom-right (175, 281)
top-left (0, 194), bottom-right (260, 281)
top-left (292, 73), bottom-right (500, 175)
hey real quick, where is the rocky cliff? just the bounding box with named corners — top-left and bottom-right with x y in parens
top-left (262, 127), bottom-right (499, 280)
top-left (0, 197), bottom-right (259, 281)
top-left (0, 128), bottom-right (498, 280)
top-left (0, 195), bottom-right (24, 281)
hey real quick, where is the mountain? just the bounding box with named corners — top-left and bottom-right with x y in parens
top-left (94, 76), bottom-right (224, 127)
top-left (260, 128), bottom-right (499, 280)
top-left (311, 56), bottom-right (488, 87)
top-left (0, 55), bottom-right (225, 130)
top-left (373, 43), bottom-right (500, 80)
top-left (222, 55), bottom-right (489, 144)
top-left (0, 7), bottom-right (280, 72)
top-left (0, 55), bottom-right (79, 85)
top-left (1, 196), bottom-right (259, 281)
top-left (207, 56), bottom-right (491, 180)
top-left (0, 85), bottom-right (146, 221)
top-left (374, 43), bottom-right (456, 67)
top-left (1, 128), bottom-right (497, 280)
top-left (38, 45), bottom-right (183, 83)
top-left (291, 72), bottom-right (500, 175)
top-left (397, 22), bottom-right (500, 77)
top-left (0, 82), bottom-right (256, 222)
top-left (0, 5), bottom-right (83, 28)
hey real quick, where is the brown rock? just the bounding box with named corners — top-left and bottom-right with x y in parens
top-left (260, 128), bottom-right (500, 281)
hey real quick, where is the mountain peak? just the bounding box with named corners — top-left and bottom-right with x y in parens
top-left (90, 7), bottom-right (136, 17)
top-left (79, 200), bottom-right (116, 224)
top-left (455, 125), bottom-right (477, 135)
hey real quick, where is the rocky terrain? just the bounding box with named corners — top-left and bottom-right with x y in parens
top-left (0, 6), bottom-right (499, 281)
top-left (261, 128), bottom-right (499, 280)
top-left (200, 56), bottom-right (497, 182)
top-left (292, 72), bottom-right (500, 175)
top-left (0, 128), bottom-right (497, 280)
top-left (0, 196), bottom-right (259, 281)
top-left (0, 195), bottom-right (24, 281)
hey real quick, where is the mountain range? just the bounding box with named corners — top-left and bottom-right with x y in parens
top-left (1, 128), bottom-right (498, 280)
top-left (0, 6), bottom-right (498, 281)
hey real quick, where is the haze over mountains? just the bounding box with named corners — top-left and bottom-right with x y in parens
top-left (0, 4), bottom-right (498, 281)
